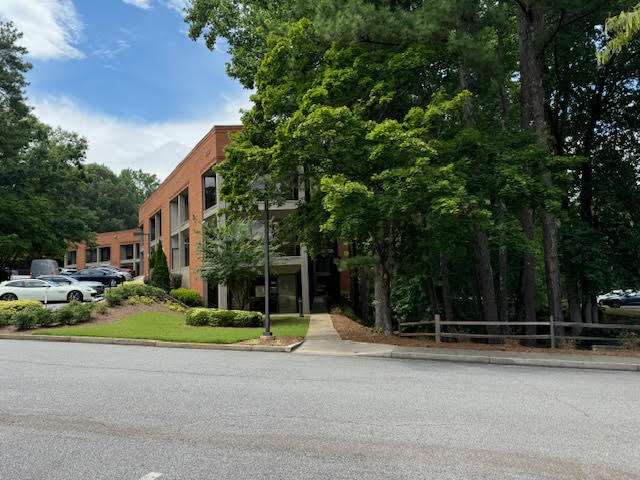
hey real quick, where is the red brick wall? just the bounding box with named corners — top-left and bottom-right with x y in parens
top-left (68, 229), bottom-right (140, 270)
top-left (138, 125), bottom-right (242, 297)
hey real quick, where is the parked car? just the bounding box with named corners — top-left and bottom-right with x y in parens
top-left (599, 291), bottom-right (640, 308)
top-left (71, 268), bottom-right (124, 287)
top-left (0, 279), bottom-right (96, 302)
top-left (38, 275), bottom-right (105, 295)
top-left (60, 267), bottom-right (77, 275)
top-left (30, 259), bottom-right (59, 278)
top-left (96, 266), bottom-right (130, 281)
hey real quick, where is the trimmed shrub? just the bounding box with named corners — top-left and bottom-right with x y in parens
top-left (185, 308), bottom-right (263, 328)
top-left (166, 302), bottom-right (189, 313)
top-left (170, 288), bottom-right (203, 307)
top-left (105, 288), bottom-right (126, 306)
top-left (13, 306), bottom-right (51, 331)
top-left (52, 301), bottom-right (93, 326)
top-left (0, 300), bottom-right (43, 314)
top-left (169, 273), bottom-right (183, 290)
top-left (105, 283), bottom-right (165, 306)
top-left (126, 295), bottom-right (155, 305)
top-left (94, 302), bottom-right (109, 315)
top-left (0, 310), bottom-right (12, 327)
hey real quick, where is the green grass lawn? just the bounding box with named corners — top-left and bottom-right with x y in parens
top-left (34, 311), bottom-right (309, 344)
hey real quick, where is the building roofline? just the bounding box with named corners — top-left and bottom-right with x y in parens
top-left (139, 125), bottom-right (242, 213)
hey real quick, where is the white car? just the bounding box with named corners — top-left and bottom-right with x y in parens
top-left (0, 279), bottom-right (97, 303)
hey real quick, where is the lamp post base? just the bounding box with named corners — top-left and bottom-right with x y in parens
top-left (260, 333), bottom-right (273, 340)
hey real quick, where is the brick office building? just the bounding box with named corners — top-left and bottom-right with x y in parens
top-left (65, 229), bottom-right (142, 274)
top-left (67, 125), bottom-right (340, 314)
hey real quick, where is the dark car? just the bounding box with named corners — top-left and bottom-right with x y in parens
top-left (600, 291), bottom-right (640, 308)
top-left (71, 268), bottom-right (124, 287)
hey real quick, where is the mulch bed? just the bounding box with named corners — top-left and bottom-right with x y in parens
top-left (331, 313), bottom-right (640, 357)
top-left (239, 336), bottom-right (302, 347)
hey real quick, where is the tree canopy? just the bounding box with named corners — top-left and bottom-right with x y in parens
top-left (184, 0), bottom-right (640, 331)
top-left (0, 21), bottom-right (160, 271)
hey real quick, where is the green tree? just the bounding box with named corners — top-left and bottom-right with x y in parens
top-left (199, 219), bottom-right (263, 310)
top-left (0, 22), bottom-right (96, 270)
top-left (149, 242), bottom-right (170, 292)
top-left (119, 168), bottom-right (160, 205)
top-left (185, 0), bottom-right (640, 335)
top-left (599, 3), bottom-right (640, 64)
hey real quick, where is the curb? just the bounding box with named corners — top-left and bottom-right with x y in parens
top-left (0, 334), bottom-right (304, 353)
top-left (387, 351), bottom-right (640, 372)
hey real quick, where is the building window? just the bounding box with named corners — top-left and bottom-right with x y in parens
top-left (86, 248), bottom-right (98, 263)
top-left (171, 234), bottom-right (179, 270)
top-left (183, 229), bottom-right (190, 267)
top-left (150, 217), bottom-right (156, 242)
top-left (180, 190), bottom-right (189, 224)
top-left (120, 244), bottom-right (134, 260)
top-left (99, 247), bottom-right (111, 262)
top-left (203, 171), bottom-right (217, 210)
top-left (66, 250), bottom-right (77, 266)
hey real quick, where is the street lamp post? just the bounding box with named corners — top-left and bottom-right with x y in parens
top-left (262, 195), bottom-right (272, 338)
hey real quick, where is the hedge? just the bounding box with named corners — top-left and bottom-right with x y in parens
top-left (52, 301), bottom-right (94, 326)
top-left (0, 300), bottom-right (43, 313)
top-left (8, 302), bottom-right (95, 330)
top-left (185, 308), bottom-right (263, 328)
top-left (170, 288), bottom-right (203, 307)
top-left (105, 283), bottom-right (166, 306)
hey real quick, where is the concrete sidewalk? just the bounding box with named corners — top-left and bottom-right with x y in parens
top-left (297, 314), bottom-right (640, 371)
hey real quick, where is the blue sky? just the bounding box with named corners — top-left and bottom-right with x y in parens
top-left (0, 0), bottom-right (251, 178)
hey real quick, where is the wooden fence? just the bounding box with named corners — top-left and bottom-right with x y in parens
top-left (398, 315), bottom-right (640, 348)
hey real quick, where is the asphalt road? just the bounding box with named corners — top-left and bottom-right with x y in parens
top-left (0, 341), bottom-right (638, 480)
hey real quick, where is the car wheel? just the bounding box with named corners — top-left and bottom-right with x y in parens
top-left (67, 290), bottom-right (83, 302)
top-left (0, 293), bottom-right (18, 301)
top-left (110, 279), bottom-right (117, 287)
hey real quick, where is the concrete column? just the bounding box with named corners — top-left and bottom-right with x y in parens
top-left (300, 245), bottom-right (311, 314)
top-left (218, 284), bottom-right (228, 309)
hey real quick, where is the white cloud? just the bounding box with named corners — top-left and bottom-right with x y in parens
top-left (164, 0), bottom-right (187, 12)
top-left (0, 0), bottom-right (83, 60)
top-left (122, 0), bottom-right (152, 9)
top-left (31, 93), bottom-right (252, 179)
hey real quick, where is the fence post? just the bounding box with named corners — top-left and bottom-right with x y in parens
top-left (549, 315), bottom-right (556, 349)
top-left (435, 314), bottom-right (441, 344)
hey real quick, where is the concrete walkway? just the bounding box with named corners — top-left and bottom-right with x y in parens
top-left (297, 314), bottom-right (640, 371)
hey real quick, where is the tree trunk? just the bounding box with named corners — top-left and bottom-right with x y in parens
top-left (474, 229), bottom-right (500, 330)
top-left (520, 208), bottom-right (537, 335)
top-left (359, 272), bottom-right (370, 325)
top-left (440, 253), bottom-right (454, 322)
top-left (566, 274), bottom-right (582, 336)
top-left (459, 59), bottom-right (500, 330)
top-left (517, 2), bottom-right (564, 325)
top-left (582, 291), bottom-right (593, 324)
top-left (373, 242), bottom-right (393, 335)
top-left (498, 244), bottom-right (509, 323)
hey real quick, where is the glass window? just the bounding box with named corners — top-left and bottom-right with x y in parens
top-left (183, 230), bottom-right (190, 267)
top-left (86, 248), bottom-right (98, 263)
top-left (99, 247), bottom-right (111, 262)
top-left (150, 217), bottom-right (156, 242)
top-left (66, 250), bottom-right (77, 265)
top-left (171, 234), bottom-right (179, 269)
top-left (6, 281), bottom-right (24, 287)
top-left (203, 172), bottom-right (217, 210)
top-left (24, 280), bottom-right (48, 288)
top-left (120, 244), bottom-right (134, 260)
